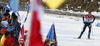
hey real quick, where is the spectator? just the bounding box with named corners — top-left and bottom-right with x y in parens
top-left (49, 42), bottom-right (57, 46)
top-left (0, 6), bottom-right (5, 18)
top-left (0, 26), bottom-right (3, 39)
top-left (11, 13), bottom-right (21, 46)
top-left (2, 32), bottom-right (15, 46)
top-left (44, 38), bottom-right (50, 46)
top-left (0, 14), bottom-right (2, 23)
top-left (1, 16), bottom-right (8, 28)
top-left (0, 28), bottom-right (7, 46)
top-left (10, 13), bottom-right (16, 20)
top-left (4, 9), bottom-right (10, 19)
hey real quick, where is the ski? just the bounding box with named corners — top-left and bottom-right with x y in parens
top-left (73, 37), bottom-right (81, 39)
top-left (74, 37), bottom-right (94, 40)
top-left (87, 38), bottom-right (94, 40)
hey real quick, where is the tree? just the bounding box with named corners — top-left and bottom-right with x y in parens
top-left (42, 0), bottom-right (100, 12)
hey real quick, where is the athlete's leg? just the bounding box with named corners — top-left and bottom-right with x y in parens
top-left (78, 23), bottom-right (87, 38)
top-left (88, 23), bottom-right (92, 39)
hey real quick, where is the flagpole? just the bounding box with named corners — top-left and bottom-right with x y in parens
top-left (24, 0), bottom-right (30, 22)
top-left (25, 0), bottom-right (33, 46)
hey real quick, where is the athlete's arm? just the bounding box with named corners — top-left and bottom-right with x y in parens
top-left (92, 15), bottom-right (95, 23)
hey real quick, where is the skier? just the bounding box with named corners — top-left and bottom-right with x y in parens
top-left (78, 12), bottom-right (95, 39)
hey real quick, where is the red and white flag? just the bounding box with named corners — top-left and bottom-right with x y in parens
top-left (21, 25), bottom-right (24, 37)
top-left (28, 0), bottom-right (44, 46)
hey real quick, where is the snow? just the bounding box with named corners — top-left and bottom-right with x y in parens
top-left (41, 13), bottom-right (100, 46)
top-left (67, 10), bottom-right (100, 16)
top-left (47, 9), bottom-right (100, 16)
top-left (19, 11), bottom-right (100, 46)
top-left (18, 11), bottom-right (31, 31)
top-left (77, 6), bottom-right (81, 8)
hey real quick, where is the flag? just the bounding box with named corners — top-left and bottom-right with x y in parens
top-left (13, 11), bottom-right (21, 21)
top-left (46, 24), bottom-right (57, 45)
top-left (7, 0), bottom-right (20, 17)
top-left (8, 0), bottom-right (20, 12)
top-left (28, 0), bottom-right (44, 46)
top-left (26, 4), bottom-right (30, 17)
top-left (5, 5), bottom-right (11, 11)
top-left (45, 0), bottom-right (65, 9)
top-left (21, 25), bottom-right (24, 37)
top-left (96, 23), bottom-right (100, 27)
top-left (8, 0), bottom-right (11, 6)
top-left (7, 0), bottom-right (21, 21)
top-left (15, 11), bottom-right (20, 17)
top-left (19, 25), bottom-right (26, 46)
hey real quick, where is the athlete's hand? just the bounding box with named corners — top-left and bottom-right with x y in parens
top-left (83, 21), bottom-right (85, 23)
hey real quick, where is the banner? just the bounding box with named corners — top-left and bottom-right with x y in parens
top-left (8, 0), bottom-right (20, 12)
top-left (46, 24), bottom-right (57, 45)
top-left (28, 0), bottom-right (44, 46)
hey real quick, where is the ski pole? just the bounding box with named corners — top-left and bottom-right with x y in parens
top-left (91, 27), bottom-right (93, 36)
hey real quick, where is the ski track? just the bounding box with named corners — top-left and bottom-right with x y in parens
top-left (41, 13), bottom-right (100, 46)
top-left (20, 11), bottom-right (100, 46)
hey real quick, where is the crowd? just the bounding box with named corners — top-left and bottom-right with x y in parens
top-left (0, 6), bottom-right (58, 46)
top-left (0, 6), bottom-right (21, 46)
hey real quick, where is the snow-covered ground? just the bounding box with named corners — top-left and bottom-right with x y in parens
top-left (19, 11), bottom-right (100, 46)
top-left (47, 9), bottom-right (100, 16)
top-left (68, 10), bottom-right (100, 16)
top-left (41, 13), bottom-right (100, 46)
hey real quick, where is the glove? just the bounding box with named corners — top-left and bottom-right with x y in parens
top-left (83, 22), bottom-right (85, 24)
top-left (91, 22), bottom-right (93, 23)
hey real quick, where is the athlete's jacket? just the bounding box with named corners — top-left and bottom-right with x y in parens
top-left (83, 14), bottom-right (95, 23)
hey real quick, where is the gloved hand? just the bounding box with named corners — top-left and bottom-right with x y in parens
top-left (83, 22), bottom-right (85, 24)
top-left (91, 22), bottom-right (93, 23)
